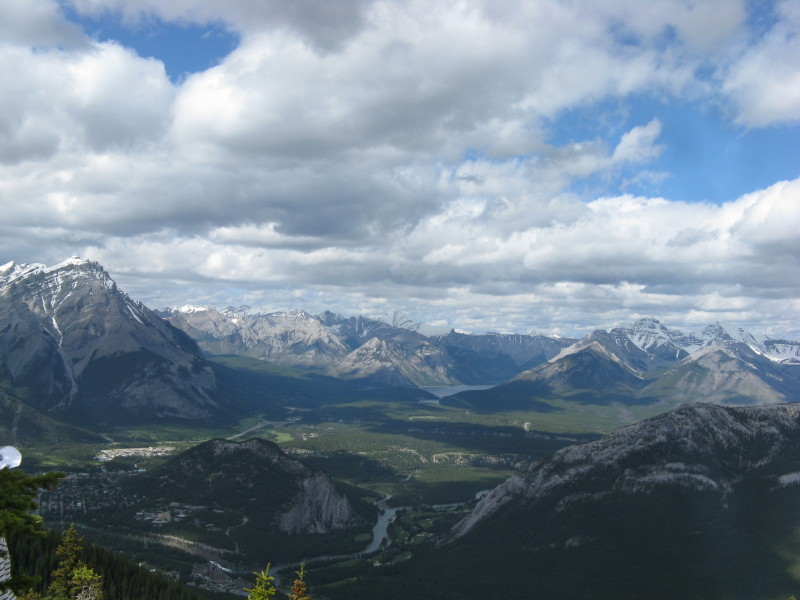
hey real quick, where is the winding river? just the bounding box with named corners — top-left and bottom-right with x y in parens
top-left (270, 497), bottom-right (407, 577)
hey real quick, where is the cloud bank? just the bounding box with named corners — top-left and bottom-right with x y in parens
top-left (1, 0), bottom-right (799, 338)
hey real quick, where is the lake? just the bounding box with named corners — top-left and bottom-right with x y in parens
top-left (420, 385), bottom-right (495, 399)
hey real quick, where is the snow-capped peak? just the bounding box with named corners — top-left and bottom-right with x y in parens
top-left (0, 257), bottom-right (113, 291)
top-left (45, 256), bottom-right (90, 272)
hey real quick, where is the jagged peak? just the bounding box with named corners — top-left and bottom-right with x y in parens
top-left (282, 308), bottom-right (313, 318)
top-left (222, 305), bottom-right (252, 316)
top-left (631, 317), bottom-right (663, 329)
top-left (702, 322), bottom-right (735, 341)
top-left (0, 257), bottom-right (113, 290)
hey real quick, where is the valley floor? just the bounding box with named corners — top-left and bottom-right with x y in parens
top-left (23, 382), bottom-right (759, 599)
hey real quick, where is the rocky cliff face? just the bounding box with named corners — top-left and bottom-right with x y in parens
top-left (278, 471), bottom-right (362, 534)
top-left (0, 258), bottom-right (219, 422)
top-left (161, 307), bottom-right (351, 368)
top-left (206, 438), bottom-right (364, 535)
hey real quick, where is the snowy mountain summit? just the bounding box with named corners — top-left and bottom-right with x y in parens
top-left (553, 318), bottom-right (800, 371)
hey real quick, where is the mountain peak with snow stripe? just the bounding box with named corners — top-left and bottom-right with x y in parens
top-left (0, 257), bottom-right (220, 423)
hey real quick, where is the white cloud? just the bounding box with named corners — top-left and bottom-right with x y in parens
top-left (0, 0), bottom-right (88, 49)
top-left (0, 0), bottom-right (798, 339)
top-left (612, 119), bottom-right (664, 163)
top-left (723, 1), bottom-right (800, 126)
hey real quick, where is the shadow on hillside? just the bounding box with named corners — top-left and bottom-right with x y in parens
top-left (440, 380), bottom-right (564, 412)
top-left (564, 391), bottom-right (661, 406)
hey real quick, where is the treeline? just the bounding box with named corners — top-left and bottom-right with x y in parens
top-left (7, 528), bottom-right (207, 600)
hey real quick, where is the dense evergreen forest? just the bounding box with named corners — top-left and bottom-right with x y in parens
top-left (7, 529), bottom-right (208, 600)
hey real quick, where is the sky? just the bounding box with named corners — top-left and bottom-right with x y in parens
top-left (1, 0), bottom-right (799, 338)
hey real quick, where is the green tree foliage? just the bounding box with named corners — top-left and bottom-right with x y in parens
top-left (71, 564), bottom-right (102, 600)
top-left (42, 526), bottom-right (104, 600)
top-left (244, 565), bottom-right (276, 600)
top-left (0, 467), bottom-right (63, 596)
top-left (10, 528), bottom-right (208, 600)
top-left (288, 563), bottom-right (311, 600)
top-left (47, 525), bottom-right (90, 600)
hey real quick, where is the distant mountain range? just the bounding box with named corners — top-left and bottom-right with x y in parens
top-left (339, 402), bottom-right (800, 600)
top-left (160, 309), bottom-right (800, 401)
top-left (444, 317), bottom-right (800, 411)
top-left (158, 305), bottom-right (574, 386)
top-left (2, 257), bottom-right (799, 429)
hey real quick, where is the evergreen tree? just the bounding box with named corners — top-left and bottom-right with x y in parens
top-left (47, 526), bottom-right (83, 600)
top-left (244, 565), bottom-right (275, 600)
top-left (71, 565), bottom-right (102, 600)
top-left (45, 526), bottom-right (102, 600)
top-left (288, 564), bottom-right (311, 600)
top-left (0, 468), bottom-right (63, 596)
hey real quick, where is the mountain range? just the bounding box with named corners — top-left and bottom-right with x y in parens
top-left (0, 258), bottom-right (422, 430)
top-left (444, 317), bottom-right (800, 411)
top-left (2, 257), bottom-right (800, 429)
top-left (5, 257), bottom-right (800, 598)
top-left (158, 305), bottom-right (574, 386)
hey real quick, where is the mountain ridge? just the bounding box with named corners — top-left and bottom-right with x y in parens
top-left (159, 305), bottom-right (574, 386)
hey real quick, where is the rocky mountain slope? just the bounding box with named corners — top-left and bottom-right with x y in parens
top-left (129, 438), bottom-right (366, 536)
top-left (341, 403), bottom-right (800, 599)
top-left (454, 402), bottom-right (800, 536)
top-left (0, 258), bottom-right (220, 424)
top-left (430, 330), bottom-right (575, 383)
top-left (161, 306), bottom-right (457, 386)
top-left (160, 306), bottom-right (351, 368)
top-left (441, 403), bottom-right (800, 599)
